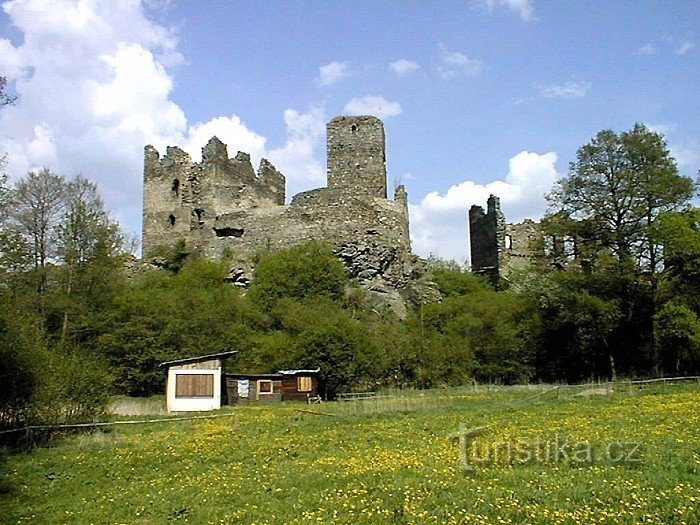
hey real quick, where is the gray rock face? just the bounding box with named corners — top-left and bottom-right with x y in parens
top-left (142, 115), bottom-right (436, 314)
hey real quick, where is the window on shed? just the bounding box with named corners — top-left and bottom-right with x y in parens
top-left (258, 380), bottom-right (273, 394)
top-left (175, 374), bottom-right (214, 398)
top-left (297, 376), bottom-right (312, 392)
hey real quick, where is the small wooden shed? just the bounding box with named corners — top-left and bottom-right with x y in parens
top-left (225, 368), bottom-right (320, 404)
top-left (159, 351), bottom-right (238, 412)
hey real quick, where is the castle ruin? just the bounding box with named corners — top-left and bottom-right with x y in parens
top-left (469, 195), bottom-right (542, 282)
top-left (142, 115), bottom-right (433, 312)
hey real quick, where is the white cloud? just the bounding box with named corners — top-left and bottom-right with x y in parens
top-left (409, 151), bottom-right (558, 263)
top-left (477, 0), bottom-right (535, 22)
top-left (344, 95), bottom-right (402, 118)
top-left (437, 44), bottom-right (482, 78)
top-left (645, 123), bottom-right (677, 136)
top-left (316, 61), bottom-right (350, 86)
top-left (0, 0), bottom-right (328, 241)
top-left (389, 59), bottom-right (420, 76)
top-left (675, 40), bottom-right (695, 55)
top-left (670, 142), bottom-right (699, 168)
top-left (636, 43), bottom-right (657, 55)
top-left (539, 81), bottom-right (591, 99)
top-left (267, 106), bottom-right (327, 197)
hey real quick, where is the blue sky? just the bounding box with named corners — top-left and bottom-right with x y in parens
top-left (1, 0), bottom-right (698, 262)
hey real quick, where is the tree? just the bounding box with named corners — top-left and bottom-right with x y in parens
top-left (654, 301), bottom-right (700, 375)
top-left (9, 169), bottom-right (67, 272)
top-left (547, 125), bottom-right (694, 271)
top-left (654, 209), bottom-right (700, 311)
top-left (54, 175), bottom-right (125, 340)
top-left (545, 125), bottom-right (695, 375)
top-left (248, 241), bottom-right (348, 310)
top-left (0, 76), bottom-right (14, 108)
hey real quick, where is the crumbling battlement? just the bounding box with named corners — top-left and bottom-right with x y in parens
top-left (142, 116), bottom-right (420, 302)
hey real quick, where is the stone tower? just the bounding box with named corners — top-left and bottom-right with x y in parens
top-left (326, 115), bottom-right (387, 199)
top-left (469, 194), bottom-right (506, 283)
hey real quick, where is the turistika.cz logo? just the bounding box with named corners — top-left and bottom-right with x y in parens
top-left (449, 424), bottom-right (643, 471)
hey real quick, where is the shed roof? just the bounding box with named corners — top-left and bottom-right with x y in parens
top-left (278, 368), bottom-right (321, 375)
top-left (158, 350), bottom-right (238, 368)
top-left (226, 368), bottom-right (321, 380)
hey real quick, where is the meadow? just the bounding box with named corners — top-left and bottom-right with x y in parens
top-left (1, 382), bottom-right (698, 524)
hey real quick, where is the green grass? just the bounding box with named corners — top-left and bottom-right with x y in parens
top-left (1, 383), bottom-right (698, 524)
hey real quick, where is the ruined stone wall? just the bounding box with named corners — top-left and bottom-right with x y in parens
top-left (469, 196), bottom-right (544, 282)
top-left (469, 195), bottom-right (506, 282)
top-left (504, 219), bottom-right (542, 274)
top-left (142, 116), bottom-right (416, 305)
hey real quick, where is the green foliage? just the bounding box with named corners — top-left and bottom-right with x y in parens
top-left (0, 294), bottom-right (109, 444)
top-left (654, 301), bottom-right (700, 375)
top-left (547, 124), bottom-right (693, 271)
top-left (405, 267), bottom-right (539, 386)
top-left (431, 267), bottom-right (493, 297)
top-left (96, 260), bottom-right (256, 396)
top-left (248, 241), bottom-right (347, 309)
top-left (146, 238), bottom-right (189, 272)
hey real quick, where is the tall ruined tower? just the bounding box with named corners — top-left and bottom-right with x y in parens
top-left (469, 195), bottom-right (506, 283)
top-left (326, 115), bottom-right (387, 198)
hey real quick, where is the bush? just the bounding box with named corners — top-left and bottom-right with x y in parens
top-left (248, 241), bottom-right (347, 310)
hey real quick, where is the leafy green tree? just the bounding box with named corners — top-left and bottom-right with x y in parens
top-left (97, 260), bottom-right (255, 396)
top-left (654, 209), bottom-right (700, 310)
top-left (547, 125), bottom-right (693, 271)
top-left (654, 302), bottom-right (700, 375)
top-left (291, 314), bottom-right (380, 398)
top-left (248, 241), bottom-right (348, 309)
top-left (544, 125), bottom-right (695, 376)
top-left (9, 169), bottom-right (67, 272)
top-left (55, 175), bottom-right (125, 341)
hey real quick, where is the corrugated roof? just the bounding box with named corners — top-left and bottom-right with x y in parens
top-left (158, 350), bottom-right (238, 368)
top-left (277, 368), bottom-right (321, 375)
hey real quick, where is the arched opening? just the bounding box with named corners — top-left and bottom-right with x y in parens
top-left (171, 178), bottom-right (180, 197)
top-left (168, 214), bottom-right (176, 226)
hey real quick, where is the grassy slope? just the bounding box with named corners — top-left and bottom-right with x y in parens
top-left (1, 385), bottom-right (698, 524)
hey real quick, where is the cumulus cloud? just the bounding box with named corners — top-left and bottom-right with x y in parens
top-left (267, 106), bottom-right (327, 197)
top-left (316, 61), bottom-right (351, 86)
top-left (675, 40), bottom-right (695, 55)
top-left (409, 151), bottom-right (559, 263)
top-left (344, 96), bottom-right (402, 118)
top-left (476, 0), bottom-right (535, 22)
top-left (539, 81), bottom-right (591, 99)
top-left (636, 43), bottom-right (657, 55)
top-left (437, 44), bottom-right (482, 78)
top-left (670, 142), bottom-right (700, 168)
top-left (389, 59), bottom-right (420, 75)
top-left (0, 0), bottom-right (328, 241)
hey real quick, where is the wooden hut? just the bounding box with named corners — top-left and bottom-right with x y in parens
top-left (225, 368), bottom-right (320, 404)
top-left (159, 351), bottom-right (238, 412)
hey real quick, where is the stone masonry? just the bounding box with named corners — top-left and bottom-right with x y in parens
top-left (142, 115), bottom-right (434, 314)
top-left (469, 195), bottom-right (544, 283)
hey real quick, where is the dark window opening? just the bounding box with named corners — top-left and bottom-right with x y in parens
top-left (168, 214), bottom-right (176, 226)
top-left (214, 227), bottom-right (244, 238)
top-left (351, 124), bottom-right (357, 132)
top-left (171, 178), bottom-right (180, 197)
top-left (193, 208), bottom-right (205, 228)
